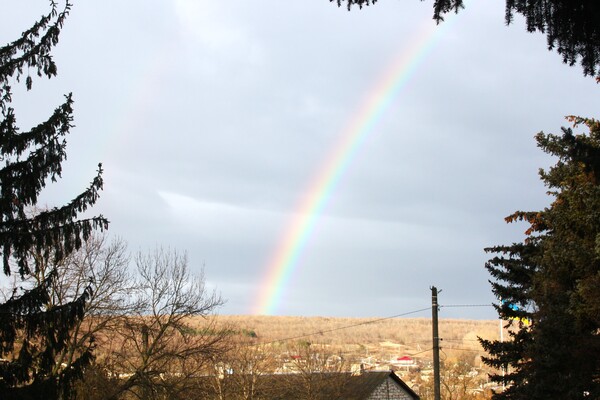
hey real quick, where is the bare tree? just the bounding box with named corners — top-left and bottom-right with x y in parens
top-left (282, 342), bottom-right (350, 400)
top-left (106, 247), bottom-right (227, 400)
top-left (55, 235), bottom-right (131, 369)
top-left (209, 338), bottom-right (277, 400)
top-left (417, 354), bottom-right (491, 400)
top-left (0, 232), bottom-right (130, 399)
top-left (2, 236), bottom-right (227, 400)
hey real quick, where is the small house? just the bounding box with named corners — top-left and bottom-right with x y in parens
top-left (197, 370), bottom-right (420, 400)
top-left (341, 370), bottom-right (420, 400)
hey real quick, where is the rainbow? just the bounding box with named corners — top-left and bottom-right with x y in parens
top-left (253, 17), bottom-right (456, 315)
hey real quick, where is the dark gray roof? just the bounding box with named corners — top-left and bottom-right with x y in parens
top-left (192, 370), bottom-right (420, 400)
top-left (342, 371), bottom-right (420, 400)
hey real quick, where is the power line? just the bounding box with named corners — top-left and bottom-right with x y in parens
top-left (444, 347), bottom-right (482, 353)
top-left (411, 347), bottom-right (434, 357)
top-left (440, 304), bottom-right (494, 308)
top-left (244, 302), bottom-right (496, 349)
top-left (251, 306), bottom-right (431, 347)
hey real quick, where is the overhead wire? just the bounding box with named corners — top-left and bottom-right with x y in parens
top-left (410, 347), bottom-right (434, 357)
top-left (445, 347), bottom-right (482, 353)
top-left (250, 306), bottom-right (431, 347)
top-left (440, 304), bottom-right (494, 308)
top-left (247, 302), bottom-right (497, 349)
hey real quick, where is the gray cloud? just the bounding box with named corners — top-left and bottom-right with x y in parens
top-left (3, 0), bottom-right (598, 319)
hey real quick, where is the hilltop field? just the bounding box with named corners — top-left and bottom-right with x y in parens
top-left (87, 314), bottom-right (503, 399)
top-left (207, 315), bottom-right (501, 366)
top-left (192, 315), bottom-right (504, 398)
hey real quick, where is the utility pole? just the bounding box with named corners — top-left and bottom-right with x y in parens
top-left (431, 286), bottom-right (441, 400)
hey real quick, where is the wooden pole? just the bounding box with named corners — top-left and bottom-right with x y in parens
top-left (431, 286), bottom-right (441, 400)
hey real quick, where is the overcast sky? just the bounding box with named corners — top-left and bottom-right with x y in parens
top-left (2, 0), bottom-right (598, 319)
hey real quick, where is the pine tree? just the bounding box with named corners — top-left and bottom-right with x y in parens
top-left (0, 2), bottom-right (108, 398)
top-left (332, 0), bottom-right (600, 78)
top-left (480, 116), bottom-right (600, 399)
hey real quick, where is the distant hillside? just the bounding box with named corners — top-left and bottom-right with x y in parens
top-left (206, 315), bottom-right (500, 364)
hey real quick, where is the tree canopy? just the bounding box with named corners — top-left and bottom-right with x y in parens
top-left (0, 1), bottom-right (108, 398)
top-left (332, 0), bottom-right (600, 78)
top-left (480, 116), bottom-right (600, 399)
